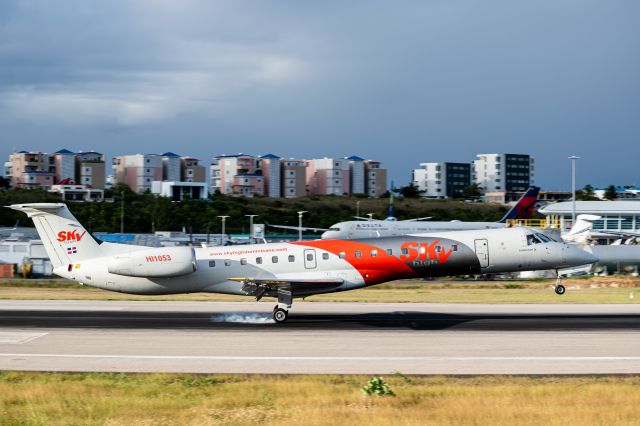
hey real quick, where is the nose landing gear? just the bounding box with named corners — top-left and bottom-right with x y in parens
top-left (554, 271), bottom-right (566, 295)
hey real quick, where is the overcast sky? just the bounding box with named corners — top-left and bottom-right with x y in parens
top-left (1, 0), bottom-right (638, 190)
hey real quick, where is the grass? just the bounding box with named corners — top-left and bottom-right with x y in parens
top-left (0, 373), bottom-right (639, 425)
top-left (1, 277), bottom-right (639, 304)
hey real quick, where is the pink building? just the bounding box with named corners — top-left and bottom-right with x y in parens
top-left (112, 154), bottom-right (163, 193)
top-left (210, 154), bottom-right (262, 196)
top-left (305, 158), bottom-right (350, 195)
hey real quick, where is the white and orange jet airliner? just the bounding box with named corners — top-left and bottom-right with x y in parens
top-left (10, 203), bottom-right (597, 322)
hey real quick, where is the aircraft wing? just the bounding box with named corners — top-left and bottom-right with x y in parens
top-left (597, 230), bottom-right (640, 238)
top-left (228, 277), bottom-right (345, 302)
top-left (403, 217), bottom-right (433, 222)
top-left (265, 222), bottom-right (328, 232)
top-left (228, 277), bottom-right (344, 286)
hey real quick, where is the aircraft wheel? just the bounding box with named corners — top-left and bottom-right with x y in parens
top-left (555, 284), bottom-right (566, 295)
top-left (273, 308), bottom-right (289, 323)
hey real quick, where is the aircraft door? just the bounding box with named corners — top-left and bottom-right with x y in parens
top-left (304, 249), bottom-right (317, 269)
top-left (474, 239), bottom-right (489, 268)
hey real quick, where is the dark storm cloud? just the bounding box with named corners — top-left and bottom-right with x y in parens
top-left (0, 0), bottom-right (638, 189)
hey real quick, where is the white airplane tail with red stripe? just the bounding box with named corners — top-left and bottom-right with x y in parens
top-left (8, 203), bottom-right (103, 267)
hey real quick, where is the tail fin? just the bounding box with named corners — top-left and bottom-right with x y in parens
top-left (498, 186), bottom-right (540, 223)
top-left (8, 203), bottom-right (102, 267)
top-left (563, 214), bottom-right (601, 244)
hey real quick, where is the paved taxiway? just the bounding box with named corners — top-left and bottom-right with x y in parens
top-left (0, 300), bottom-right (639, 374)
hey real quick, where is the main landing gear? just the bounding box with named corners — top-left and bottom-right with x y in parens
top-left (272, 286), bottom-right (293, 323)
top-left (273, 306), bottom-right (288, 323)
top-left (554, 272), bottom-right (566, 295)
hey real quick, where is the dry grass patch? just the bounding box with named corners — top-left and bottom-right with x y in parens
top-left (1, 277), bottom-right (640, 304)
top-left (1, 373), bottom-right (640, 425)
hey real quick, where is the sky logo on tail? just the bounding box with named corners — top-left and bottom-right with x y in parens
top-left (57, 230), bottom-right (87, 243)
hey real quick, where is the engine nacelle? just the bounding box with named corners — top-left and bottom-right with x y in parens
top-left (107, 246), bottom-right (197, 278)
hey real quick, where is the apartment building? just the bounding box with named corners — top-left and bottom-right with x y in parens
top-left (210, 154), bottom-right (261, 196)
top-left (75, 151), bottom-right (105, 189)
top-left (413, 162), bottom-right (471, 199)
top-left (280, 158), bottom-right (307, 198)
top-left (5, 149), bottom-right (105, 191)
top-left (364, 160), bottom-right (387, 197)
top-left (259, 154), bottom-right (282, 198)
top-left (306, 158), bottom-right (351, 195)
top-left (112, 154), bottom-right (163, 193)
top-left (180, 156), bottom-right (206, 183)
top-left (473, 153), bottom-right (535, 203)
top-left (7, 151), bottom-right (55, 189)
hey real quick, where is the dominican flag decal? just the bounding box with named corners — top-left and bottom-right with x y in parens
top-left (67, 246), bottom-right (77, 255)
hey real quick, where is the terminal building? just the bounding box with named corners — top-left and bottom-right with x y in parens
top-left (539, 201), bottom-right (640, 243)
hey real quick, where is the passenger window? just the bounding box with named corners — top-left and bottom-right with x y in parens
top-left (272, 256), bottom-right (278, 263)
top-left (306, 253), bottom-right (313, 261)
top-left (240, 258), bottom-right (247, 265)
top-left (387, 249), bottom-right (393, 256)
top-left (452, 245), bottom-right (458, 252)
top-left (370, 250), bottom-right (378, 257)
top-left (224, 260), bottom-right (231, 266)
top-left (256, 257), bottom-right (262, 264)
top-left (355, 250), bottom-right (362, 258)
top-left (288, 255), bottom-right (295, 262)
top-left (401, 247), bottom-right (408, 255)
top-left (339, 252), bottom-right (346, 259)
top-left (419, 246), bottom-right (426, 255)
top-left (435, 246), bottom-right (442, 253)
top-left (209, 260), bottom-right (216, 267)
top-left (322, 253), bottom-right (329, 260)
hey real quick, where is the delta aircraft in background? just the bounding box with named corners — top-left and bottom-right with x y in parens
top-left (9, 201), bottom-right (595, 322)
top-left (324, 186), bottom-right (540, 239)
top-left (268, 187), bottom-right (540, 239)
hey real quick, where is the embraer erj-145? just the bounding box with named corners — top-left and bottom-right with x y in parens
top-left (9, 202), bottom-right (595, 323)
top-left (321, 187), bottom-right (540, 239)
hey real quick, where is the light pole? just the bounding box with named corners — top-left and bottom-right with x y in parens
top-left (120, 190), bottom-right (125, 233)
top-left (245, 214), bottom-right (258, 240)
top-left (297, 211), bottom-right (307, 241)
top-left (569, 156), bottom-right (580, 227)
top-left (356, 200), bottom-right (360, 218)
top-left (217, 215), bottom-right (229, 245)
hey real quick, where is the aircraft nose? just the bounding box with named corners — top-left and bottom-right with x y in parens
top-left (565, 244), bottom-right (599, 266)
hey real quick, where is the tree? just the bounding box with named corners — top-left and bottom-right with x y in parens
top-left (0, 176), bottom-right (10, 190)
top-left (604, 185), bottom-right (618, 201)
top-left (576, 184), bottom-right (599, 201)
top-left (394, 183), bottom-right (424, 199)
top-left (462, 183), bottom-right (482, 198)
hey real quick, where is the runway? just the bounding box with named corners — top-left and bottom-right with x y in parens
top-left (0, 300), bottom-right (639, 374)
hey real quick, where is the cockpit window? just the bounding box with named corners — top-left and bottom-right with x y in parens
top-left (535, 233), bottom-right (552, 243)
top-left (526, 234), bottom-right (543, 245)
top-left (329, 227), bottom-right (341, 231)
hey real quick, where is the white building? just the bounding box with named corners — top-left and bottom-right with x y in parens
top-left (473, 153), bottom-right (534, 202)
top-left (413, 162), bottom-right (471, 199)
top-left (151, 181), bottom-right (208, 201)
top-left (539, 200), bottom-right (640, 239)
top-left (48, 184), bottom-right (104, 202)
top-left (259, 154), bottom-right (282, 198)
top-left (0, 240), bottom-right (53, 276)
top-left (347, 156), bottom-right (366, 194)
top-left (161, 152), bottom-right (181, 182)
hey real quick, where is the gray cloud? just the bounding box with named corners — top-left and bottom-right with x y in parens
top-left (0, 0), bottom-right (638, 189)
